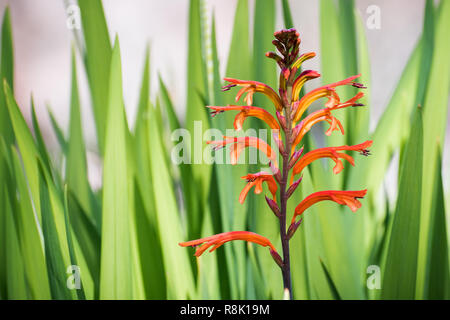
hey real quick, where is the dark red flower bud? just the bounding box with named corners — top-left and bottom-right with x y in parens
top-left (265, 196), bottom-right (281, 218)
top-left (270, 248), bottom-right (283, 268)
top-left (287, 218), bottom-right (303, 240)
top-left (286, 176), bottom-right (302, 198)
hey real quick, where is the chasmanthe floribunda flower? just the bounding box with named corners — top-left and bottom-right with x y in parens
top-left (179, 28), bottom-right (371, 299)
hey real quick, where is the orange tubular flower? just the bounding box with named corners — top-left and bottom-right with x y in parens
top-left (292, 70), bottom-right (321, 102)
top-left (207, 105), bottom-right (280, 131)
top-left (291, 52), bottom-right (316, 70)
top-left (291, 189), bottom-right (368, 225)
top-left (223, 78), bottom-right (283, 111)
top-left (179, 231), bottom-right (283, 267)
top-left (293, 74), bottom-right (362, 122)
top-left (239, 172), bottom-right (278, 204)
top-left (292, 140), bottom-right (373, 179)
top-left (207, 136), bottom-right (277, 165)
top-left (291, 92), bottom-right (365, 151)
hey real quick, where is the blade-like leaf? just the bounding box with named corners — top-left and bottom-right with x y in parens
top-left (99, 39), bottom-right (144, 299)
top-left (77, 0), bottom-right (112, 154)
top-left (426, 150), bottom-right (449, 299)
top-left (38, 162), bottom-right (74, 300)
top-left (9, 146), bottom-right (51, 299)
top-left (281, 0), bottom-right (294, 28)
top-left (0, 7), bottom-right (14, 146)
top-left (185, 0), bottom-right (211, 216)
top-left (66, 47), bottom-right (100, 229)
top-left (148, 102), bottom-right (196, 299)
top-left (4, 190), bottom-right (28, 299)
top-left (381, 108), bottom-right (423, 299)
top-left (417, 0), bottom-right (450, 298)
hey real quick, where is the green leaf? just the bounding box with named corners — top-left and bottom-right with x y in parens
top-left (148, 100), bottom-right (196, 299)
top-left (62, 187), bottom-right (86, 300)
top-left (319, 0), bottom-right (355, 151)
top-left (319, 259), bottom-right (341, 300)
top-left (4, 190), bottom-right (28, 299)
top-left (185, 0), bottom-right (211, 207)
top-left (0, 6), bottom-right (14, 146)
top-left (133, 50), bottom-right (167, 299)
top-left (381, 108), bottom-right (423, 299)
top-left (77, 0), bottom-right (112, 154)
top-left (417, 0), bottom-right (450, 298)
top-left (134, 45), bottom-right (150, 133)
top-left (426, 150), bottom-right (449, 299)
top-left (4, 80), bottom-right (42, 221)
top-left (9, 146), bottom-right (51, 299)
top-left (66, 48), bottom-right (100, 229)
top-left (253, 0), bottom-right (276, 91)
top-left (38, 162), bottom-right (74, 300)
top-left (351, 9), bottom-right (371, 145)
top-left (66, 190), bottom-right (100, 299)
top-left (99, 39), bottom-right (144, 299)
top-left (31, 98), bottom-right (53, 178)
top-left (47, 106), bottom-right (68, 155)
top-left (281, 0), bottom-right (294, 28)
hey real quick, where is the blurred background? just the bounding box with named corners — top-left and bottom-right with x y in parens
top-left (0, 0), bottom-right (447, 194)
top-left (0, 0), bottom-right (448, 301)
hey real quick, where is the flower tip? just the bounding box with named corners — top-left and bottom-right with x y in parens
top-left (352, 82), bottom-right (367, 89)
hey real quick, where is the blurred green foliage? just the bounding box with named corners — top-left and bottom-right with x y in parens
top-left (0, 0), bottom-right (448, 299)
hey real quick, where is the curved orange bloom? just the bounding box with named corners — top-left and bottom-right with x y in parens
top-left (291, 140), bottom-right (372, 179)
top-left (208, 136), bottom-right (277, 166)
top-left (239, 172), bottom-right (278, 204)
top-left (223, 78), bottom-right (283, 111)
top-left (179, 231), bottom-right (278, 257)
top-left (291, 52), bottom-right (316, 70)
top-left (292, 70), bottom-right (321, 102)
top-left (291, 92), bottom-right (364, 151)
top-left (293, 74), bottom-right (362, 122)
top-left (291, 189), bottom-right (367, 225)
top-left (207, 105), bottom-right (280, 131)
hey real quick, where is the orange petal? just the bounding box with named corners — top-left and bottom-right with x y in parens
top-left (292, 70), bottom-right (320, 101)
top-left (239, 172), bottom-right (278, 204)
top-left (293, 74), bottom-right (361, 122)
top-left (224, 78), bottom-right (283, 111)
top-left (179, 231), bottom-right (277, 257)
top-left (207, 105), bottom-right (280, 131)
top-left (292, 141), bottom-right (372, 178)
top-left (291, 92), bottom-right (364, 151)
top-left (291, 190), bottom-right (367, 224)
top-left (208, 136), bottom-right (277, 166)
top-left (291, 52), bottom-right (316, 70)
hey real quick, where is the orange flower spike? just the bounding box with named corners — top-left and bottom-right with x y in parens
top-left (207, 105), bottom-right (280, 131)
top-left (291, 189), bottom-right (368, 225)
top-left (223, 78), bottom-right (283, 111)
top-left (207, 136), bottom-right (278, 166)
top-left (239, 172), bottom-right (278, 204)
top-left (179, 231), bottom-right (281, 265)
top-left (291, 140), bottom-right (373, 179)
top-left (293, 74), bottom-right (362, 122)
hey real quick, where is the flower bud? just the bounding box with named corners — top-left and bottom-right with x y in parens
top-left (265, 196), bottom-right (280, 218)
top-left (270, 249), bottom-right (283, 268)
top-left (287, 218), bottom-right (303, 240)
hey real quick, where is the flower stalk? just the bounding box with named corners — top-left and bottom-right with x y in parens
top-left (179, 28), bottom-right (371, 300)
